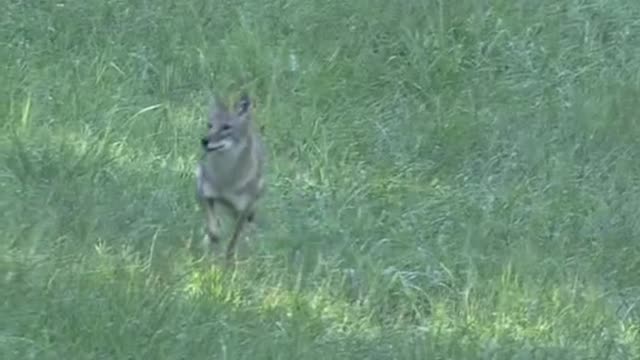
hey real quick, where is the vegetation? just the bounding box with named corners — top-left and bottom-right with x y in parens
top-left (2, 0), bottom-right (639, 358)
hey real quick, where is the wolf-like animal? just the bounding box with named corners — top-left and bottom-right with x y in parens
top-left (195, 92), bottom-right (266, 261)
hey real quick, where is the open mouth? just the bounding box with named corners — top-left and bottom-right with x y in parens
top-left (203, 138), bottom-right (232, 152)
top-left (205, 143), bottom-right (226, 152)
top-left (202, 135), bottom-right (233, 152)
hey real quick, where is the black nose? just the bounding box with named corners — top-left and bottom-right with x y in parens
top-left (201, 138), bottom-right (208, 147)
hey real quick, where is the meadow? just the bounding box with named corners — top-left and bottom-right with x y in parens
top-left (2, 0), bottom-right (640, 358)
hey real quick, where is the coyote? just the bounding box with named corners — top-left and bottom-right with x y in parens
top-left (195, 92), bottom-right (266, 261)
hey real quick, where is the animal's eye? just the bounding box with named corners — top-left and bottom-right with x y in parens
top-left (221, 124), bottom-right (231, 131)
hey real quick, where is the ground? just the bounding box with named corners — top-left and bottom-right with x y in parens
top-left (1, 0), bottom-right (639, 359)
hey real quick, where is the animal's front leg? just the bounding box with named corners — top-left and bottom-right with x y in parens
top-left (201, 198), bottom-right (221, 251)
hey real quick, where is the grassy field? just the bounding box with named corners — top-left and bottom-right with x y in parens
top-left (2, 0), bottom-right (640, 358)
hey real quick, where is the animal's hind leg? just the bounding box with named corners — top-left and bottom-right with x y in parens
top-left (225, 211), bottom-right (250, 262)
top-left (245, 208), bottom-right (259, 236)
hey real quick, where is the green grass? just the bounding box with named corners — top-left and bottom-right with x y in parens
top-left (2, 0), bottom-right (640, 358)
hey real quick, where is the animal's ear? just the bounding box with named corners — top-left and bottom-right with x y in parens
top-left (235, 93), bottom-right (251, 116)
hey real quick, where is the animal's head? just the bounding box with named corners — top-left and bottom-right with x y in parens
top-left (201, 93), bottom-right (252, 153)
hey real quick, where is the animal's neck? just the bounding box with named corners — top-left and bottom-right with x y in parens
top-left (202, 134), bottom-right (255, 181)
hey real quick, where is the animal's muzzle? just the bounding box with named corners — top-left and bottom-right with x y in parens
top-left (201, 136), bottom-right (227, 152)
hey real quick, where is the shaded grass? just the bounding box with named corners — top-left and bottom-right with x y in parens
top-left (2, 0), bottom-right (640, 358)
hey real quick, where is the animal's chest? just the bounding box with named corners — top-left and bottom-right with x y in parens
top-left (196, 164), bottom-right (253, 212)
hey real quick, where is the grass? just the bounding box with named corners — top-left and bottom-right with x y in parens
top-left (1, 0), bottom-right (640, 358)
